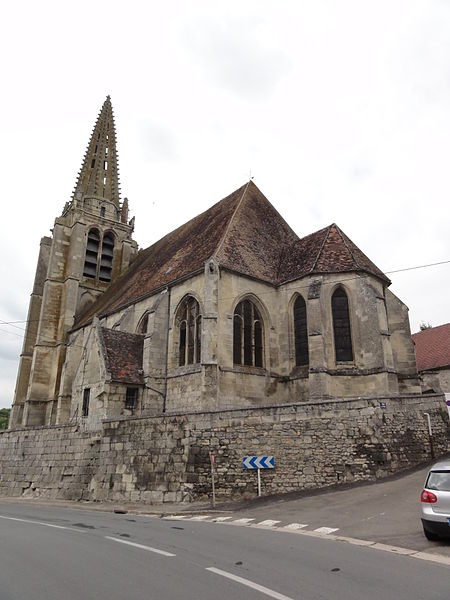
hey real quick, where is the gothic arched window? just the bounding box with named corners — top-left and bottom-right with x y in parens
top-left (83, 229), bottom-right (100, 278)
top-left (294, 295), bottom-right (309, 366)
top-left (137, 312), bottom-right (149, 335)
top-left (99, 232), bottom-right (114, 282)
top-left (332, 287), bottom-right (353, 362)
top-left (177, 297), bottom-right (201, 366)
top-left (233, 299), bottom-right (263, 367)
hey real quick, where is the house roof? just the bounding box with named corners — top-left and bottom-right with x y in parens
top-left (74, 181), bottom-right (389, 329)
top-left (412, 323), bottom-right (450, 372)
top-left (100, 328), bottom-right (144, 384)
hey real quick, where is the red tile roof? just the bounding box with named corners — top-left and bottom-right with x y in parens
top-left (74, 181), bottom-right (389, 329)
top-left (412, 323), bottom-right (450, 371)
top-left (100, 328), bottom-right (144, 384)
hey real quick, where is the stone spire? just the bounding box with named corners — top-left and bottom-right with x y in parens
top-left (72, 95), bottom-right (121, 207)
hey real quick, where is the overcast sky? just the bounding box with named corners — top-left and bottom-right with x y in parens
top-left (0, 1), bottom-right (449, 409)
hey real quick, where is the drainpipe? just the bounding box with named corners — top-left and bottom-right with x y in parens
top-left (162, 286), bottom-right (171, 413)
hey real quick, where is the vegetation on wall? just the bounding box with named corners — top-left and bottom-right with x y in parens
top-left (0, 408), bottom-right (10, 429)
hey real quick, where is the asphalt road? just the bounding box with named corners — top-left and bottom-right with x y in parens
top-left (0, 501), bottom-right (449, 600)
top-left (224, 462), bottom-right (450, 558)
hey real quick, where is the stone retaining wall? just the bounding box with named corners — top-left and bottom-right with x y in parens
top-left (0, 394), bottom-right (448, 503)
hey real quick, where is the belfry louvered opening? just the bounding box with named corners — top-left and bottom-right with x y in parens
top-left (99, 233), bottom-right (114, 281)
top-left (83, 229), bottom-right (100, 278)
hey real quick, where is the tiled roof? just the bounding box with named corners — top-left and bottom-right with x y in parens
top-left (279, 223), bottom-right (390, 284)
top-left (100, 328), bottom-right (144, 384)
top-left (412, 323), bottom-right (450, 371)
top-left (74, 181), bottom-right (389, 329)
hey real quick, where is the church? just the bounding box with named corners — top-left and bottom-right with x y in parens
top-left (9, 97), bottom-right (421, 430)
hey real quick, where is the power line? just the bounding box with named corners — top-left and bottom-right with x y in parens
top-left (385, 259), bottom-right (450, 274)
top-left (0, 256), bottom-right (448, 336)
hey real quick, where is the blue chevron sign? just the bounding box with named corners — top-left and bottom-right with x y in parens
top-left (243, 455), bottom-right (275, 470)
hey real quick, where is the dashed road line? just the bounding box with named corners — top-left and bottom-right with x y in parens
top-left (0, 514), bottom-right (84, 532)
top-left (254, 520), bottom-right (281, 528)
top-left (313, 527), bottom-right (339, 535)
top-left (281, 523), bottom-right (308, 531)
top-left (206, 566), bottom-right (294, 600)
top-left (105, 536), bottom-right (176, 557)
top-left (159, 514), bottom-right (340, 535)
top-left (230, 517), bottom-right (255, 525)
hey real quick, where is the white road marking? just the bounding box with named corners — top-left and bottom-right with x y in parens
top-left (313, 527), bottom-right (339, 534)
top-left (105, 536), bottom-right (176, 557)
top-left (281, 523), bottom-right (308, 530)
top-left (211, 516), bottom-right (233, 522)
top-left (0, 515), bottom-right (80, 531)
top-left (231, 518), bottom-right (255, 525)
top-left (206, 567), bottom-right (294, 600)
top-left (189, 515), bottom-right (211, 521)
top-left (254, 520), bottom-right (281, 528)
top-left (163, 515), bottom-right (185, 520)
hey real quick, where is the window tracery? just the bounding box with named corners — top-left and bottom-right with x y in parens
top-left (233, 299), bottom-right (263, 367)
top-left (332, 287), bottom-right (353, 362)
top-left (293, 295), bottom-right (309, 366)
top-left (177, 296), bottom-right (201, 366)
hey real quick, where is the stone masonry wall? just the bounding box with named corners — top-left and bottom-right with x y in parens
top-left (0, 394), bottom-right (448, 503)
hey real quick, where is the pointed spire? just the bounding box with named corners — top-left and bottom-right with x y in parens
top-left (72, 96), bottom-right (121, 207)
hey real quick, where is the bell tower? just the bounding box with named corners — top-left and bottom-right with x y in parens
top-left (10, 97), bottom-right (138, 428)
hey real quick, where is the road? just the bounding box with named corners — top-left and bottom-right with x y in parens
top-left (0, 498), bottom-right (449, 600)
top-left (219, 462), bottom-right (450, 558)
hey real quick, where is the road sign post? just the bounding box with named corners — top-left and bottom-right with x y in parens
top-left (243, 455), bottom-right (274, 497)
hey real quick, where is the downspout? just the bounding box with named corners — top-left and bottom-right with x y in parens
top-left (162, 286), bottom-right (171, 413)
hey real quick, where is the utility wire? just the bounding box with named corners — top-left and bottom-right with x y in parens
top-left (0, 257), bottom-right (449, 337)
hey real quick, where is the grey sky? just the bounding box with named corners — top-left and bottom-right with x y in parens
top-left (0, 0), bottom-right (449, 408)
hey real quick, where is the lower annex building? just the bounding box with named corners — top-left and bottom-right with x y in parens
top-left (10, 97), bottom-right (421, 430)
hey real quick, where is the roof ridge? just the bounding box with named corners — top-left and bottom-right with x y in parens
top-left (333, 223), bottom-right (362, 270)
top-left (97, 323), bottom-right (111, 378)
top-left (413, 322), bottom-right (450, 336)
top-left (213, 181), bottom-right (251, 259)
top-left (310, 224), bottom-right (332, 273)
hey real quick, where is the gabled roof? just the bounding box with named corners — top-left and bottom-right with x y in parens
top-left (74, 181), bottom-right (389, 329)
top-left (412, 323), bottom-right (450, 372)
top-left (100, 328), bottom-right (144, 384)
top-left (279, 223), bottom-right (390, 284)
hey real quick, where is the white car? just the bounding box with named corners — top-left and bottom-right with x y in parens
top-left (420, 461), bottom-right (450, 541)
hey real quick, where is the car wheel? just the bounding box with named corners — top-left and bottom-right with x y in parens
top-left (423, 526), bottom-right (439, 541)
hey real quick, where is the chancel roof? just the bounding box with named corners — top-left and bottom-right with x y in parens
top-left (100, 328), bottom-right (144, 384)
top-left (74, 181), bottom-right (389, 329)
top-left (412, 323), bottom-right (450, 372)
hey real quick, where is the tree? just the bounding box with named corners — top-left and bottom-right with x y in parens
top-left (0, 408), bottom-right (11, 429)
top-left (420, 322), bottom-right (433, 331)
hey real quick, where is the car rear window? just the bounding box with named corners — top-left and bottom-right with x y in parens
top-left (426, 471), bottom-right (450, 491)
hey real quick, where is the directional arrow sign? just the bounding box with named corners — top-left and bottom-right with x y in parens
top-left (243, 455), bottom-right (275, 470)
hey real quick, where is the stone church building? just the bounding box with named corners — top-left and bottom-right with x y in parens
top-left (10, 97), bottom-right (421, 431)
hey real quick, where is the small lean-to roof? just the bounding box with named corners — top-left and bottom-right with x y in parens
top-left (74, 181), bottom-right (389, 329)
top-left (100, 328), bottom-right (144, 384)
top-left (412, 323), bottom-right (450, 371)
